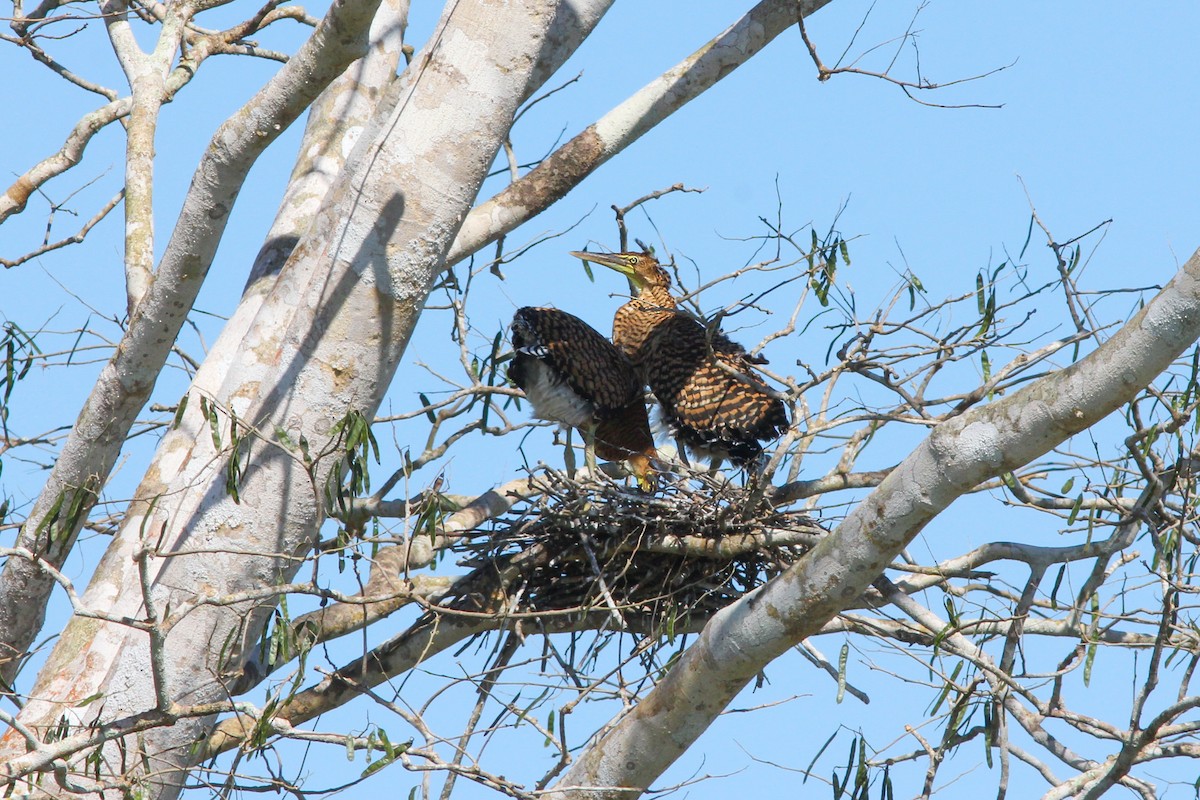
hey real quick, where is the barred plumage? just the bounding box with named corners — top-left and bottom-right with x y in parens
top-left (570, 250), bottom-right (788, 467)
top-left (508, 307), bottom-right (655, 483)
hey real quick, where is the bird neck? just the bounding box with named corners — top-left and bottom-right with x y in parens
top-left (613, 286), bottom-right (676, 361)
top-left (636, 283), bottom-right (677, 311)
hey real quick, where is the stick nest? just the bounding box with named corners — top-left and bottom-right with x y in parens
top-left (447, 470), bottom-right (826, 631)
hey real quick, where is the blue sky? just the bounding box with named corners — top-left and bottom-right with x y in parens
top-left (3, 1), bottom-right (1200, 797)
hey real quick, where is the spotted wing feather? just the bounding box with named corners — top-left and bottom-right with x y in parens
top-left (509, 307), bottom-right (655, 469)
top-left (645, 314), bottom-right (788, 465)
top-left (510, 307), bottom-right (641, 415)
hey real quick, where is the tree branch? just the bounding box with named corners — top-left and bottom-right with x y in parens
top-left (444, 0), bottom-right (833, 268)
top-left (0, 0), bottom-right (390, 688)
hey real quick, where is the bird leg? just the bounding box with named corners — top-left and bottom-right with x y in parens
top-left (581, 421), bottom-right (600, 479)
top-left (562, 426), bottom-right (578, 480)
top-left (673, 435), bottom-right (691, 468)
top-left (741, 460), bottom-right (771, 518)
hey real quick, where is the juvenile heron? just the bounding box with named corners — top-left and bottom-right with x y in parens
top-left (570, 250), bottom-right (788, 468)
top-left (508, 306), bottom-right (656, 486)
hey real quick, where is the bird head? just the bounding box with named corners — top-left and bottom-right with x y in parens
top-left (569, 249), bottom-right (671, 297)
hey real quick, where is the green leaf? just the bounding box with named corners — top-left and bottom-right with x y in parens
top-left (225, 445), bottom-right (242, 504)
top-left (803, 730), bottom-right (838, 785)
top-left (4, 338), bottom-right (15, 402)
top-left (943, 596), bottom-right (960, 627)
top-left (836, 643), bottom-right (848, 704)
top-left (275, 426), bottom-right (296, 451)
top-left (1083, 641), bottom-right (1097, 687)
top-left (1049, 564), bottom-right (1066, 610)
top-left (1067, 493), bottom-right (1084, 525)
top-left (417, 395), bottom-right (436, 424)
top-left (366, 421), bottom-right (380, 464)
top-left (359, 738), bottom-right (410, 778)
top-left (62, 483), bottom-right (95, 540)
top-left (204, 398), bottom-right (222, 450)
top-left (74, 692), bottom-right (104, 707)
top-left (977, 287), bottom-right (995, 338)
top-left (54, 318), bottom-right (81, 370)
top-left (854, 736), bottom-right (868, 792)
top-left (1141, 423), bottom-right (1159, 457)
top-left (1060, 476), bottom-right (1075, 494)
top-left (1067, 244), bottom-right (1081, 274)
top-left (172, 392), bottom-right (189, 430)
top-left (378, 727), bottom-right (394, 758)
top-left (35, 490), bottom-right (67, 539)
top-left (927, 662), bottom-right (962, 717)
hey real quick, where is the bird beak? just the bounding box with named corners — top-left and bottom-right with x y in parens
top-left (569, 250), bottom-right (635, 279)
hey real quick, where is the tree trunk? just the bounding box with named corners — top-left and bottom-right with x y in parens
top-left (1, 2), bottom-right (588, 797)
top-left (0, 0), bottom-right (389, 686)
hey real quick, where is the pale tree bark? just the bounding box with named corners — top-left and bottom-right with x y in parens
top-left (100, 0), bottom-right (189, 314)
top-left (0, 0), bottom-right (775, 684)
top-left (243, 0), bottom-right (409, 297)
top-left (244, 0), bottom-right (610, 293)
top-left (0, 0), bottom-right (411, 765)
top-left (550, 247), bottom-right (1200, 798)
top-left (4, 2), bottom-right (1188, 794)
top-left (0, 0), bottom-right (389, 687)
top-left (0, 0), bottom-right (620, 687)
top-left (1, 2), bottom-right (596, 797)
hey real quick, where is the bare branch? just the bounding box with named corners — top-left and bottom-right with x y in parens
top-left (796, 5), bottom-right (1010, 109)
top-left (445, 0), bottom-right (831, 267)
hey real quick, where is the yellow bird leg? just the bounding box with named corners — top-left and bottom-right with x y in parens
top-left (627, 453), bottom-right (657, 492)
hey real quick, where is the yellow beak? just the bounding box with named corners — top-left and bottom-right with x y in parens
top-left (569, 250), bottom-right (636, 279)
